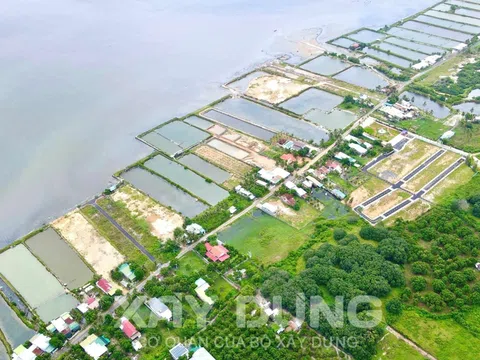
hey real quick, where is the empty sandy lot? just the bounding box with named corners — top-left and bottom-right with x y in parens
top-left (370, 140), bottom-right (439, 183)
top-left (347, 177), bottom-right (391, 208)
top-left (195, 146), bottom-right (252, 177)
top-left (112, 185), bottom-right (183, 241)
top-left (363, 190), bottom-right (411, 219)
top-left (245, 74), bottom-right (309, 104)
top-left (52, 211), bottom-right (125, 281)
top-left (385, 199), bottom-right (430, 225)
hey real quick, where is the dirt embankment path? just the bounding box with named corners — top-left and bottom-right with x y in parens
top-left (386, 326), bottom-right (437, 360)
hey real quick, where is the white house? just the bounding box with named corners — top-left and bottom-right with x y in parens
top-left (348, 143), bottom-right (367, 155)
top-left (145, 298), bottom-right (173, 321)
top-left (186, 223), bottom-right (205, 235)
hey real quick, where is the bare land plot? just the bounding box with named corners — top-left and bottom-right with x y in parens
top-left (0, 245), bottom-right (79, 322)
top-left (370, 140), bottom-right (440, 183)
top-left (264, 198), bottom-right (319, 229)
top-left (112, 185), bottom-right (184, 241)
top-left (245, 74), bottom-right (309, 104)
top-left (423, 164), bottom-right (474, 202)
top-left (52, 211), bottom-right (125, 281)
top-left (346, 177), bottom-right (391, 208)
top-left (195, 146), bottom-right (253, 177)
top-left (207, 139), bottom-right (249, 159)
top-left (384, 199), bottom-right (430, 225)
top-left (402, 152), bottom-right (461, 193)
top-left (363, 190), bottom-right (411, 219)
top-left (26, 228), bottom-right (93, 289)
top-left (363, 120), bottom-right (400, 142)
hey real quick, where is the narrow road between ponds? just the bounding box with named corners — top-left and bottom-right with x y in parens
top-left (87, 199), bottom-right (157, 263)
top-left (386, 326), bottom-right (437, 360)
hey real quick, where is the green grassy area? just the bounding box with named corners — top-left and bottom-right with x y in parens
top-left (398, 116), bottom-right (450, 140)
top-left (418, 55), bottom-right (466, 86)
top-left (176, 251), bottom-right (207, 276)
top-left (423, 164), bottom-right (474, 203)
top-left (313, 190), bottom-right (351, 219)
top-left (81, 205), bottom-right (152, 268)
top-left (364, 121), bottom-right (400, 141)
top-left (217, 210), bottom-right (309, 265)
top-left (273, 197), bottom-right (320, 229)
top-left (392, 309), bottom-right (480, 360)
top-left (209, 276), bottom-right (237, 301)
top-left (384, 199), bottom-right (430, 226)
top-left (97, 197), bottom-right (169, 262)
top-left (374, 332), bottom-right (425, 360)
top-left (449, 123), bottom-right (480, 153)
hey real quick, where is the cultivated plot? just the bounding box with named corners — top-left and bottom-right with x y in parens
top-left (0, 295), bottom-right (35, 348)
top-left (376, 42), bottom-right (427, 61)
top-left (202, 109), bottom-right (275, 141)
top-left (334, 66), bottom-right (388, 90)
top-left (424, 10), bottom-right (480, 27)
top-left (415, 14), bottom-right (480, 34)
top-left (184, 116), bottom-right (214, 130)
top-left (384, 36), bottom-right (445, 55)
top-left (305, 109), bottom-right (356, 130)
top-left (300, 55), bottom-right (351, 75)
top-left (400, 21), bottom-right (472, 43)
top-left (194, 146), bottom-right (253, 177)
top-left (215, 97), bottom-right (329, 143)
top-left (217, 210), bottom-right (308, 265)
top-left (279, 88), bottom-right (344, 114)
top-left (26, 228), bottom-right (93, 289)
top-left (121, 167), bottom-right (208, 218)
top-left (348, 29), bottom-right (386, 43)
top-left (243, 74), bottom-right (309, 104)
top-left (52, 210), bottom-right (126, 280)
top-left (178, 154), bottom-right (231, 184)
top-left (144, 155), bottom-right (229, 206)
top-left (111, 185), bottom-right (184, 241)
top-left (154, 121), bottom-right (210, 149)
top-left (401, 91), bottom-right (451, 118)
top-left (387, 27), bottom-right (462, 48)
top-left (0, 245), bottom-right (79, 322)
top-left (363, 48), bottom-right (412, 68)
top-left (369, 139), bottom-right (440, 183)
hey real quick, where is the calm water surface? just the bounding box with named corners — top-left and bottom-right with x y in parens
top-left (0, 0), bottom-right (436, 245)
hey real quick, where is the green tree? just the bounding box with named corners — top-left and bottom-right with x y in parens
top-left (386, 298), bottom-right (403, 315)
top-left (411, 276), bottom-right (427, 292)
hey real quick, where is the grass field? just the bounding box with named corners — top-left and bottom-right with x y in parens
top-left (346, 176), bottom-right (391, 208)
top-left (364, 121), bottom-right (400, 142)
top-left (403, 152), bottom-right (461, 193)
top-left (81, 205), bottom-right (152, 268)
top-left (398, 117), bottom-right (450, 140)
top-left (384, 199), bottom-right (430, 225)
top-left (374, 332), bottom-right (425, 360)
top-left (449, 123), bottom-right (480, 153)
top-left (272, 198), bottom-right (320, 229)
top-left (392, 309), bottom-right (480, 360)
top-left (209, 276), bottom-right (237, 301)
top-left (423, 164), bottom-right (474, 203)
top-left (217, 211), bottom-right (308, 265)
top-left (417, 55), bottom-right (467, 86)
top-left (176, 252), bottom-right (207, 276)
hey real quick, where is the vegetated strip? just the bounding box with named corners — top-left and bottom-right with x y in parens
top-left (423, 158), bottom-right (464, 192)
top-left (403, 150), bottom-right (445, 181)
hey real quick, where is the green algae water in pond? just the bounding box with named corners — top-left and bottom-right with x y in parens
top-left (0, 296), bottom-right (35, 348)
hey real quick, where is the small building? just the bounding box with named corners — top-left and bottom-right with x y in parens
top-left (228, 206), bottom-right (237, 214)
top-left (47, 313), bottom-right (80, 338)
top-left (295, 187), bottom-right (307, 198)
top-left (258, 168), bottom-right (290, 185)
top-left (331, 189), bottom-right (347, 200)
top-left (345, 134), bottom-right (362, 144)
top-left (132, 340), bottom-right (143, 351)
top-left (260, 203), bottom-right (278, 216)
top-left (280, 153), bottom-right (296, 164)
top-left (205, 242), bottom-right (230, 262)
top-left (191, 347), bottom-right (216, 360)
top-left (120, 317), bottom-right (141, 340)
top-left (348, 143), bottom-right (367, 155)
top-left (145, 298), bottom-right (173, 321)
top-left (96, 278), bottom-right (116, 296)
top-left (255, 179), bottom-right (268, 188)
top-left (170, 343), bottom-right (189, 360)
top-left (362, 141), bottom-right (373, 149)
top-left (119, 263), bottom-right (136, 282)
top-left (80, 334), bottom-right (110, 360)
top-left (334, 152), bottom-right (356, 163)
top-left (306, 176), bottom-right (323, 188)
top-left (302, 180), bottom-right (313, 189)
top-left (280, 194), bottom-right (296, 207)
top-left (78, 297), bottom-right (100, 314)
top-left (186, 223), bottom-right (206, 235)
top-left (325, 160), bottom-right (342, 173)
top-left (235, 185), bottom-right (255, 200)
top-left (285, 180), bottom-right (296, 189)
top-left (440, 130), bottom-right (455, 140)
top-left (362, 132), bottom-right (378, 142)
top-left (195, 278), bottom-right (214, 305)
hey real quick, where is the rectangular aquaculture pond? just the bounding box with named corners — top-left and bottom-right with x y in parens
top-left (184, 116), bottom-right (214, 130)
top-left (376, 42), bottom-right (427, 61)
top-left (300, 56), bottom-right (351, 75)
top-left (363, 48), bottom-right (412, 68)
top-left (26, 228), bottom-right (93, 289)
top-left (207, 139), bottom-right (249, 159)
top-left (457, 8), bottom-right (480, 19)
top-left (334, 66), bottom-right (388, 89)
top-left (0, 245), bottom-right (78, 322)
top-left (348, 29), bottom-right (386, 43)
top-left (305, 109), bottom-right (356, 130)
top-left (214, 97), bottom-right (329, 143)
top-left (385, 36), bottom-right (446, 54)
top-left (416, 14), bottom-right (480, 34)
top-left (178, 154), bottom-right (231, 184)
top-left (121, 167), bottom-right (208, 217)
top-left (387, 27), bottom-right (462, 48)
top-left (331, 37), bottom-right (357, 48)
top-left (141, 132), bottom-right (182, 156)
top-left (279, 88), bottom-right (344, 114)
top-left (424, 10), bottom-right (480, 26)
top-left (144, 155), bottom-right (230, 205)
top-left (153, 121), bottom-right (210, 149)
top-left (400, 21), bottom-right (472, 42)
top-left (0, 296), bottom-right (34, 348)
top-left (448, 0), bottom-right (480, 11)
top-left (202, 109), bottom-right (275, 141)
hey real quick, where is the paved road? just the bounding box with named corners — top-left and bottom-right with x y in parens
top-left (403, 149), bottom-right (445, 182)
top-left (88, 198), bottom-right (157, 263)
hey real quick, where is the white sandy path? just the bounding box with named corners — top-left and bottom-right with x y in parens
top-left (52, 211), bottom-right (125, 281)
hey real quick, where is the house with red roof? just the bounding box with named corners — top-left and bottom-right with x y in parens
top-left (280, 153), bottom-right (296, 164)
top-left (280, 194), bottom-right (296, 207)
top-left (120, 317), bottom-right (141, 340)
top-left (325, 160), bottom-right (342, 173)
top-left (96, 278), bottom-right (115, 296)
top-left (205, 242), bottom-right (230, 262)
